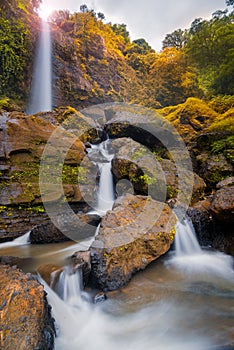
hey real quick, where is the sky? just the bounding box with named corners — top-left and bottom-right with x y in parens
top-left (40, 0), bottom-right (227, 51)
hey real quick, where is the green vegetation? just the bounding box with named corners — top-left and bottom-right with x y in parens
top-left (0, 0), bottom-right (41, 104)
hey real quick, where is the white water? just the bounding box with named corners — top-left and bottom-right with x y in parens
top-left (169, 218), bottom-right (234, 280)
top-left (175, 218), bottom-right (202, 255)
top-left (0, 231), bottom-right (30, 248)
top-left (27, 20), bottom-right (52, 114)
top-left (88, 140), bottom-right (115, 215)
top-left (41, 216), bottom-right (234, 350)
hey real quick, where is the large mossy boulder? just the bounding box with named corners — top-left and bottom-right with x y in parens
top-left (111, 137), bottom-right (206, 204)
top-left (158, 97), bottom-right (219, 144)
top-left (194, 133), bottom-right (234, 188)
top-left (90, 194), bottom-right (177, 291)
top-left (0, 265), bottom-right (55, 350)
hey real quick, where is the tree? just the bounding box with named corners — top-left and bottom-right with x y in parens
top-left (148, 48), bottom-right (200, 106)
top-left (112, 23), bottom-right (130, 43)
top-left (0, 0), bottom-right (41, 100)
top-left (162, 29), bottom-right (187, 49)
top-left (185, 11), bottom-right (234, 95)
top-left (97, 12), bottom-right (105, 20)
top-left (80, 4), bottom-right (88, 13)
top-left (226, 0), bottom-right (234, 7)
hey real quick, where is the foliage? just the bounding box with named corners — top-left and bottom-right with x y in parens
top-left (208, 108), bottom-right (234, 133)
top-left (0, 0), bottom-right (41, 103)
top-left (185, 11), bottom-right (234, 96)
top-left (162, 29), bottom-right (188, 49)
top-left (208, 95), bottom-right (234, 113)
top-left (211, 135), bottom-right (234, 154)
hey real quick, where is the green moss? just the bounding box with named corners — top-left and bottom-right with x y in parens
top-left (211, 136), bottom-right (234, 154)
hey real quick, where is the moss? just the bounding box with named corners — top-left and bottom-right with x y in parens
top-left (208, 109), bottom-right (234, 133)
top-left (0, 206), bottom-right (7, 213)
top-left (211, 136), bottom-right (234, 155)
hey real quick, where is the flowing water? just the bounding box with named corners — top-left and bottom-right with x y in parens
top-left (87, 140), bottom-right (115, 215)
top-left (27, 20), bottom-right (52, 114)
top-left (0, 139), bottom-right (233, 349)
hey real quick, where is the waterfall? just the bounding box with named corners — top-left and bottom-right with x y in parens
top-left (88, 140), bottom-right (115, 215)
top-left (56, 267), bottom-right (83, 307)
top-left (27, 20), bottom-right (52, 114)
top-left (169, 217), bottom-right (233, 279)
top-left (175, 218), bottom-right (202, 256)
top-left (0, 231), bottom-right (30, 248)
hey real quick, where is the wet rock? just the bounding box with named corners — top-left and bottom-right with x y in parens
top-left (0, 264), bottom-right (55, 349)
top-left (30, 213), bottom-right (101, 243)
top-left (111, 137), bottom-right (205, 204)
top-left (94, 292), bottom-right (107, 304)
top-left (210, 185), bottom-right (234, 222)
top-left (90, 194), bottom-right (177, 291)
top-left (187, 199), bottom-right (214, 246)
top-left (37, 264), bottom-right (64, 288)
top-left (69, 251), bottom-right (91, 286)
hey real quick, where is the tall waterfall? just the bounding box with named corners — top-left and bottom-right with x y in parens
top-left (27, 20), bottom-right (52, 114)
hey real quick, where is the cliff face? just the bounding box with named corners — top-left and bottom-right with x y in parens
top-left (51, 26), bottom-right (142, 109)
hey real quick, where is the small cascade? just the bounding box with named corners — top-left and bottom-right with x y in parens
top-left (169, 217), bottom-right (233, 279)
top-left (0, 231), bottom-right (30, 248)
top-left (27, 20), bottom-right (52, 114)
top-left (57, 267), bottom-right (83, 307)
top-left (175, 218), bottom-right (202, 256)
top-left (88, 139), bottom-right (115, 215)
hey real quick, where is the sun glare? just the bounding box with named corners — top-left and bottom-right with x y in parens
top-left (38, 4), bottom-right (53, 21)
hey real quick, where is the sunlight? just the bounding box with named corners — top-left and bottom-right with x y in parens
top-left (38, 3), bottom-right (53, 21)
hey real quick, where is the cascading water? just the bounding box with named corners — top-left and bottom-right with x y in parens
top-left (88, 139), bottom-right (115, 215)
top-left (0, 231), bottom-right (31, 248)
top-left (169, 217), bottom-right (234, 279)
top-left (175, 218), bottom-right (202, 255)
top-left (27, 20), bottom-right (52, 114)
top-left (40, 140), bottom-right (233, 350)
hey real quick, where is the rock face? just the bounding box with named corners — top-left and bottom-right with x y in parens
top-left (187, 199), bottom-right (214, 247)
top-left (90, 194), bottom-right (177, 291)
top-left (210, 185), bottom-right (234, 222)
top-left (69, 251), bottom-right (91, 287)
top-left (0, 265), bottom-right (55, 350)
top-left (30, 213), bottom-right (100, 243)
top-left (0, 111), bottom-right (86, 206)
top-left (111, 137), bottom-right (206, 204)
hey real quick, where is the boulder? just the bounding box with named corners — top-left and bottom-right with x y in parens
top-left (0, 265), bottom-right (55, 349)
top-left (69, 251), bottom-right (91, 286)
top-left (37, 264), bottom-right (64, 288)
top-left (210, 185), bottom-right (234, 222)
top-left (196, 153), bottom-right (233, 187)
top-left (111, 137), bottom-right (205, 204)
top-left (90, 194), bottom-right (177, 291)
top-left (187, 199), bottom-right (214, 246)
top-left (104, 106), bottom-right (175, 150)
top-left (30, 213), bottom-right (101, 244)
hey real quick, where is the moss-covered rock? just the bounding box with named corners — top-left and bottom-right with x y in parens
top-left (111, 137), bottom-right (205, 204)
top-left (90, 194), bottom-right (177, 291)
top-left (158, 97), bottom-right (219, 143)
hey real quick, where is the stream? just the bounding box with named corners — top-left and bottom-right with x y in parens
top-left (0, 139), bottom-right (233, 349)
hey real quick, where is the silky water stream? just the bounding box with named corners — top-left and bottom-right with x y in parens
top-left (0, 140), bottom-right (233, 350)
